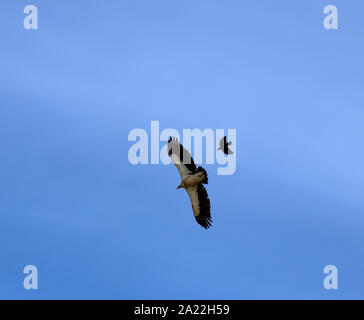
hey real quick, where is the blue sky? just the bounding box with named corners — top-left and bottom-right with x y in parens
top-left (0, 1), bottom-right (363, 299)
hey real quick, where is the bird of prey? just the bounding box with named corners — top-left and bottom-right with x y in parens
top-left (167, 137), bottom-right (212, 229)
top-left (217, 136), bottom-right (233, 155)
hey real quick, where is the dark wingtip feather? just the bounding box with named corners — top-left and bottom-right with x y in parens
top-left (195, 184), bottom-right (212, 229)
top-left (195, 214), bottom-right (213, 229)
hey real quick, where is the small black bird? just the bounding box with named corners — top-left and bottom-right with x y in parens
top-left (217, 136), bottom-right (233, 155)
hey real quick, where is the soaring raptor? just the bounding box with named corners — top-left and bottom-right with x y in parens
top-left (167, 137), bottom-right (212, 229)
top-left (217, 136), bottom-right (233, 155)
